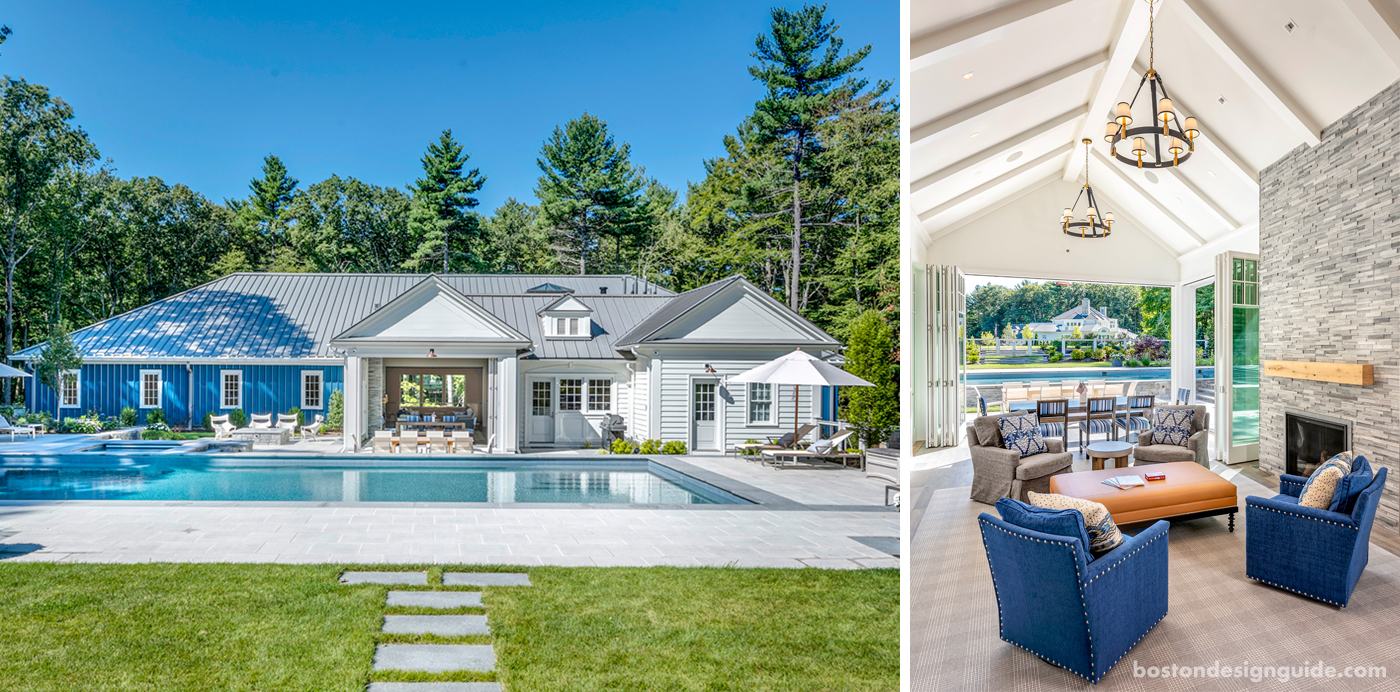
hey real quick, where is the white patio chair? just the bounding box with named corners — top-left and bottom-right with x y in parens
top-left (249, 413), bottom-right (273, 429)
top-left (276, 414), bottom-right (299, 433)
top-left (0, 415), bottom-right (37, 441)
top-left (210, 414), bottom-right (236, 439)
top-left (450, 431), bottom-right (473, 454)
top-left (426, 430), bottom-right (448, 454)
top-left (372, 430), bottom-right (396, 454)
top-left (300, 414), bottom-right (325, 441)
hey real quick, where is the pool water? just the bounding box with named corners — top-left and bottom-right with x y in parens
top-left (0, 460), bottom-right (747, 505)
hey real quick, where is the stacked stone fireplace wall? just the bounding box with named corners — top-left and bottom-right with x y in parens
top-left (1259, 77), bottom-right (1400, 533)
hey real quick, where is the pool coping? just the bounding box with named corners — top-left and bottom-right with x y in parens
top-left (0, 454), bottom-right (887, 513)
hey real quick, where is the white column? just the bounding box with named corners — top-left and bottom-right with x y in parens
top-left (1170, 284), bottom-right (1196, 403)
top-left (497, 355), bottom-right (518, 453)
top-left (343, 356), bottom-right (362, 451)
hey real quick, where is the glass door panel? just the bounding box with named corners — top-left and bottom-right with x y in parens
top-left (1215, 253), bottom-right (1260, 463)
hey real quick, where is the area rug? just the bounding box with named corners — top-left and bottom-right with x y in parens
top-left (909, 469), bottom-right (1400, 691)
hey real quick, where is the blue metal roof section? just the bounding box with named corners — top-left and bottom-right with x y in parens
top-left (13, 273), bottom-right (675, 361)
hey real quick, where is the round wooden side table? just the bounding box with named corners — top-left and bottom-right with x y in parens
top-left (1086, 440), bottom-right (1133, 470)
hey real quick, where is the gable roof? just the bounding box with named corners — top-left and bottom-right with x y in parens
top-left (615, 275), bottom-right (839, 348)
top-left (331, 276), bottom-right (530, 347)
top-left (537, 295), bottom-right (593, 314)
top-left (1051, 299), bottom-right (1110, 322)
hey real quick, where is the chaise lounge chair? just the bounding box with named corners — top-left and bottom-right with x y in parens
top-left (0, 415), bottom-right (38, 441)
top-left (761, 430), bottom-right (861, 469)
top-left (733, 424), bottom-right (817, 458)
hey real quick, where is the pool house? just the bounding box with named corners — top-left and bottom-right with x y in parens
top-left (13, 272), bottom-right (842, 453)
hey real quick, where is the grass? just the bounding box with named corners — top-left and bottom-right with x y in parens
top-left (0, 563), bottom-right (898, 692)
top-left (968, 361), bottom-right (1115, 370)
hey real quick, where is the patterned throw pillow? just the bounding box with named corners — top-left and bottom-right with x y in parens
top-left (1300, 451), bottom-right (1352, 505)
top-left (1152, 408), bottom-right (1195, 446)
top-left (1299, 465), bottom-right (1345, 509)
top-left (1028, 491), bottom-right (1125, 554)
top-left (996, 414), bottom-right (1047, 458)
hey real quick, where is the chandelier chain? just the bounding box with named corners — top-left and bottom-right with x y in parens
top-left (1149, 0), bottom-right (1155, 72)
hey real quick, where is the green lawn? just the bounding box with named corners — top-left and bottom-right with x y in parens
top-left (968, 360), bottom-right (1114, 370)
top-left (0, 563), bottom-right (898, 692)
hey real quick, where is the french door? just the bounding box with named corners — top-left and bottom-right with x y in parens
top-left (927, 265), bottom-right (967, 449)
top-left (1214, 252), bottom-right (1260, 463)
top-left (691, 379), bottom-right (719, 451)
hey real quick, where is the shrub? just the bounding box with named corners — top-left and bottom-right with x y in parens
top-left (638, 439), bottom-right (662, 454)
top-left (202, 412), bottom-right (213, 431)
top-left (100, 416), bottom-right (120, 431)
top-left (661, 441), bottom-right (687, 455)
top-left (1071, 348), bottom-right (1087, 361)
top-left (119, 407), bottom-right (137, 427)
top-left (611, 438), bottom-right (638, 454)
top-left (144, 409), bottom-right (165, 425)
top-left (288, 406), bottom-right (304, 426)
top-left (965, 339), bottom-right (979, 364)
top-left (325, 390), bottom-right (344, 431)
top-left (229, 409), bottom-right (249, 428)
top-left (1049, 353), bottom-right (1062, 363)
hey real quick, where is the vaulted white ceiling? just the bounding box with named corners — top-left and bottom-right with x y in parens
top-left (909, 0), bottom-right (1400, 258)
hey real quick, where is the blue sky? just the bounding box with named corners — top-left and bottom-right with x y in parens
top-left (2, 1), bottom-right (896, 213)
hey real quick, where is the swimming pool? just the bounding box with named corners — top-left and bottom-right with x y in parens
top-left (967, 366), bottom-right (1215, 387)
top-left (0, 458), bottom-right (749, 505)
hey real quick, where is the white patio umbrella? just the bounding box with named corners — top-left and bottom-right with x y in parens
top-left (0, 363), bottom-right (32, 378)
top-left (727, 350), bottom-right (874, 442)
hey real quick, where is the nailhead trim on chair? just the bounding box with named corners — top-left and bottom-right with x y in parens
top-left (1246, 573), bottom-right (1348, 608)
top-left (1251, 504), bottom-right (1358, 530)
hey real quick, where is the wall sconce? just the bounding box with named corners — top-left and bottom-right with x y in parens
top-left (427, 349), bottom-right (437, 358)
top-left (704, 364), bottom-right (716, 373)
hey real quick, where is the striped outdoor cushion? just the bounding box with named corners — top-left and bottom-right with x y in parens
top-left (1080, 419), bottom-right (1116, 435)
top-left (1115, 416), bottom-right (1151, 433)
top-left (1039, 422), bottom-right (1065, 438)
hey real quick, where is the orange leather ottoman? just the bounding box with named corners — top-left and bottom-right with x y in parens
top-left (1048, 461), bottom-right (1239, 531)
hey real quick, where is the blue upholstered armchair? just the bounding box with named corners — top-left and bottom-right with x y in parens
top-left (977, 513), bottom-right (1170, 683)
top-left (1245, 467), bottom-right (1388, 607)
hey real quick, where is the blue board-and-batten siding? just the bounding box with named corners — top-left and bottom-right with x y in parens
top-left (26, 363), bottom-right (343, 426)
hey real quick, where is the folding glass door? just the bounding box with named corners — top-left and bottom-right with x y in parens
top-left (927, 265), bottom-right (966, 449)
top-left (1214, 252), bottom-right (1260, 463)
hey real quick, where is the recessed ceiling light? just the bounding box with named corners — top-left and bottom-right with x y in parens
top-left (1006, 151), bottom-right (1024, 162)
top-left (1218, 96), bottom-right (1228, 106)
top-left (1144, 171), bottom-right (1159, 184)
top-left (970, 132), bottom-right (978, 139)
top-left (963, 72), bottom-right (974, 81)
top-left (1284, 19), bottom-right (1297, 34)
top-left (1208, 171), bottom-right (1216, 178)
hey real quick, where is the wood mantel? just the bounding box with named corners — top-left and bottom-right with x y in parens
top-left (1263, 360), bottom-right (1374, 386)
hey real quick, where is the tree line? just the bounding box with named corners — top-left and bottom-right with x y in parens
top-left (0, 6), bottom-right (898, 434)
top-left (965, 281), bottom-right (1176, 340)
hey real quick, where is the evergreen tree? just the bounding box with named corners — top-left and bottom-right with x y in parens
top-left (842, 309), bottom-right (897, 447)
top-left (748, 4), bottom-right (873, 310)
top-left (482, 198), bottom-right (554, 273)
top-left (534, 113), bottom-right (645, 274)
top-left (407, 130), bottom-right (485, 273)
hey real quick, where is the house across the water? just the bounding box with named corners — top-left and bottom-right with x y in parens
top-left (13, 273), bottom-right (842, 452)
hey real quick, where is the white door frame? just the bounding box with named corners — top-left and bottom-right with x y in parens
top-left (526, 376), bottom-right (555, 445)
top-left (1215, 251), bottom-right (1261, 464)
top-left (688, 375), bottom-right (723, 452)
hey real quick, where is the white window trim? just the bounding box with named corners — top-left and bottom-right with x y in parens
top-left (139, 369), bottom-right (162, 409)
top-left (59, 369), bottom-right (81, 409)
top-left (542, 312), bottom-right (593, 340)
top-left (220, 370), bottom-right (242, 409)
top-left (301, 370), bottom-right (324, 410)
top-left (586, 378), bottom-right (613, 412)
top-left (748, 382), bottom-right (774, 425)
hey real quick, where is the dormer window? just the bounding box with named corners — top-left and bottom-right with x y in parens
top-left (540, 295), bottom-right (593, 339)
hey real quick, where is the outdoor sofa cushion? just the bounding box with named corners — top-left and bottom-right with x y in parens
top-left (1152, 408), bottom-right (1194, 446)
top-left (1028, 491), bottom-right (1124, 554)
top-left (997, 414), bottom-right (1047, 458)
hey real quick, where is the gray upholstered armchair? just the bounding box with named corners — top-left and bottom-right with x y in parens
top-left (1133, 404), bottom-right (1209, 467)
top-left (967, 413), bottom-right (1073, 505)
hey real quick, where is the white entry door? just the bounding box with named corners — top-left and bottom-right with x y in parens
top-left (692, 379), bottom-right (719, 451)
top-left (528, 380), bottom-right (554, 444)
top-left (555, 378), bottom-right (589, 445)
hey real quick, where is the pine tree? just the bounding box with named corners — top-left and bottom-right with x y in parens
top-left (534, 113), bottom-right (645, 274)
top-left (748, 4), bottom-right (873, 310)
top-left (407, 130), bottom-right (485, 273)
top-left (842, 309), bottom-right (897, 447)
top-left (482, 198), bottom-right (554, 273)
top-left (236, 155), bottom-right (298, 269)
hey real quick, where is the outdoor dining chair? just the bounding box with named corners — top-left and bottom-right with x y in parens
top-left (1175, 388), bottom-right (1193, 405)
top-left (426, 430), bottom-right (449, 453)
top-left (1114, 395), bottom-right (1155, 443)
top-left (1035, 399), bottom-right (1070, 449)
top-left (1086, 379), bottom-right (1107, 397)
top-left (372, 430), bottom-right (395, 453)
top-left (1078, 396), bottom-right (1118, 451)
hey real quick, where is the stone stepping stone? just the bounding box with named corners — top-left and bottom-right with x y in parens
top-left (373, 644), bottom-right (494, 673)
top-left (383, 615), bottom-right (490, 636)
top-left (387, 591), bottom-right (483, 609)
top-left (340, 571), bottom-right (427, 586)
top-left (367, 683), bottom-right (502, 691)
top-left (442, 572), bottom-right (531, 587)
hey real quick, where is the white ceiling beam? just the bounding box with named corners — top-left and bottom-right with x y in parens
top-left (911, 52), bottom-right (1107, 150)
top-left (921, 175), bottom-right (1062, 245)
top-left (1091, 148), bottom-right (1206, 246)
top-left (910, 108), bottom-right (1085, 196)
top-left (1064, 0), bottom-right (1155, 182)
top-left (1163, 166), bottom-right (1239, 230)
top-left (917, 143), bottom-right (1073, 223)
top-left (1175, 0), bottom-right (1321, 146)
top-left (909, 0), bottom-right (1079, 72)
top-left (1338, 0), bottom-right (1400, 72)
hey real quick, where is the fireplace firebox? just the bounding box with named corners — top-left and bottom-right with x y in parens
top-left (1284, 410), bottom-right (1352, 478)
